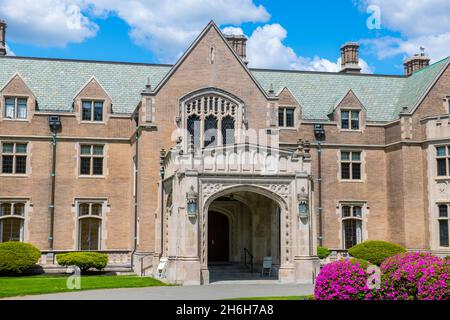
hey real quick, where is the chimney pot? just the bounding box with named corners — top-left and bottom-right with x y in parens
top-left (224, 34), bottom-right (248, 64)
top-left (404, 53), bottom-right (430, 76)
top-left (340, 42), bottom-right (361, 74)
top-left (0, 20), bottom-right (6, 56)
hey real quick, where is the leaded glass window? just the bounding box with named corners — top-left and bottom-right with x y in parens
top-left (222, 116), bottom-right (235, 145)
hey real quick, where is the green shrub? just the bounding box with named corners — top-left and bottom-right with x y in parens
top-left (349, 258), bottom-right (370, 270)
top-left (317, 246), bottom-right (331, 259)
top-left (348, 240), bottom-right (406, 266)
top-left (445, 256), bottom-right (450, 260)
top-left (56, 252), bottom-right (108, 272)
top-left (0, 242), bottom-right (41, 275)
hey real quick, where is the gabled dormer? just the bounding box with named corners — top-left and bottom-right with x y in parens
top-left (73, 76), bottom-right (112, 124)
top-left (0, 73), bottom-right (37, 122)
top-left (329, 89), bottom-right (366, 132)
top-left (276, 87), bottom-right (301, 129)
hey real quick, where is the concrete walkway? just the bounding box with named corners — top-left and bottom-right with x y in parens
top-left (9, 282), bottom-right (314, 300)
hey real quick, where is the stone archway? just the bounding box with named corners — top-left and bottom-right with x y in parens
top-left (203, 186), bottom-right (285, 282)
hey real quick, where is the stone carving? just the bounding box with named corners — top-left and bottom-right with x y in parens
top-left (438, 183), bottom-right (447, 194)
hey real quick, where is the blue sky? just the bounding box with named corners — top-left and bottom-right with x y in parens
top-left (2, 0), bottom-right (450, 75)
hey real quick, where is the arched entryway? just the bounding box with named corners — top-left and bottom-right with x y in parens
top-left (208, 211), bottom-right (229, 263)
top-left (206, 188), bottom-right (282, 282)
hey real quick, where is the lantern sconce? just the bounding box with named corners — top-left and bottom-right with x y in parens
top-left (297, 187), bottom-right (309, 219)
top-left (186, 186), bottom-right (198, 218)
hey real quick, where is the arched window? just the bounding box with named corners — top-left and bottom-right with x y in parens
top-left (184, 91), bottom-right (239, 149)
top-left (204, 115), bottom-right (218, 148)
top-left (78, 202), bottom-right (103, 251)
top-left (341, 205), bottom-right (363, 249)
top-left (187, 115), bottom-right (201, 148)
top-left (0, 201), bottom-right (25, 242)
top-left (222, 116), bottom-right (235, 145)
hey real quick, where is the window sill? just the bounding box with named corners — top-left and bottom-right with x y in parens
top-left (339, 129), bottom-right (363, 133)
top-left (435, 177), bottom-right (450, 181)
top-left (1, 118), bottom-right (29, 122)
top-left (0, 174), bottom-right (29, 178)
top-left (78, 175), bottom-right (106, 179)
top-left (339, 179), bottom-right (365, 184)
top-left (278, 127), bottom-right (297, 131)
top-left (80, 121), bottom-right (106, 125)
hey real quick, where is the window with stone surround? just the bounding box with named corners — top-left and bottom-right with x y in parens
top-left (185, 94), bottom-right (236, 149)
top-left (1, 142), bottom-right (27, 175)
top-left (79, 144), bottom-right (104, 176)
top-left (278, 107), bottom-right (295, 128)
top-left (77, 201), bottom-right (103, 250)
top-left (81, 100), bottom-right (104, 122)
top-left (340, 151), bottom-right (362, 180)
top-left (0, 201), bottom-right (25, 242)
top-left (438, 204), bottom-right (449, 247)
top-left (3, 96), bottom-right (27, 120)
top-left (341, 110), bottom-right (360, 130)
top-left (436, 146), bottom-right (450, 177)
top-left (341, 204), bottom-right (363, 249)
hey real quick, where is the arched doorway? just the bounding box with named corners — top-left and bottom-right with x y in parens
top-left (208, 211), bottom-right (229, 263)
top-left (206, 188), bottom-right (282, 282)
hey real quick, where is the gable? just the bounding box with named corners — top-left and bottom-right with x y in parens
top-left (74, 76), bottom-right (112, 102)
top-left (277, 87), bottom-right (300, 106)
top-left (0, 73), bottom-right (36, 98)
top-left (152, 21), bottom-right (269, 100)
top-left (332, 89), bottom-right (366, 113)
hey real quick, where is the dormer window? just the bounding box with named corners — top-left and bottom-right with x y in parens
top-left (82, 100), bottom-right (103, 122)
top-left (278, 107), bottom-right (295, 128)
top-left (341, 110), bottom-right (360, 130)
top-left (4, 97), bottom-right (27, 120)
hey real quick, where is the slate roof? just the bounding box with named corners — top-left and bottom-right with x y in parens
top-left (0, 55), bottom-right (448, 121)
top-left (0, 56), bottom-right (171, 114)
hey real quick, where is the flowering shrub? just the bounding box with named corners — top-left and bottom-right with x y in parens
top-left (374, 252), bottom-right (450, 300)
top-left (314, 259), bottom-right (370, 300)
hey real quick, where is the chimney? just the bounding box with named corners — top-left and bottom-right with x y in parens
top-left (224, 34), bottom-right (248, 64)
top-left (340, 42), bottom-right (361, 74)
top-left (404, 51), bottom-right (430, 76)
top-left (0, 20), bottom-right (6, 56)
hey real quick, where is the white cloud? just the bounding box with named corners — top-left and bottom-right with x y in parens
top-left (0, 0), bottom-right (98, 47)
top-left (222, 26), bottom-right (244, 36)
top-left (84, 0), bottom-right (270, 62)
top-left (246, 24), bottom-right (373, 73)
top-left (356, 0), bottom-right (450, 61)
top-left (5, 43), bottom-right (15, 56)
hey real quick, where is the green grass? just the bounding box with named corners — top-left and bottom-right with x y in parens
top-left (0, 274), bottom-right (166, 298)
top-left (227, 295), bottom-right (311, 300)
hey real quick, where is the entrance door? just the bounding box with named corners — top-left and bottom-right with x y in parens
top-left (208, 211), bottom-right (229, 262)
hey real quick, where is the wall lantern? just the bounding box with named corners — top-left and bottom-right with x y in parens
top-left (297, 187), bottom-right (309, 219)
top-left (186, 186), bottom-right (198, 218)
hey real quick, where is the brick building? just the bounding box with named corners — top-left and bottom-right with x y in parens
top-left (0, 21), bottom-right (449, 285)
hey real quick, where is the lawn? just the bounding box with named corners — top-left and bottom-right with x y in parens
top-left (0, 274), bottom-right (166, 298)
top-left (228, 296), bottom-right (312, 300)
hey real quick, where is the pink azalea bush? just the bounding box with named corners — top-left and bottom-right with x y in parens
top-left (314, 259), bottom-right (370, 300)
top-left (374, 252), bottom-right (450, 300)
top-left (315, 252), bottom-right (450, 300)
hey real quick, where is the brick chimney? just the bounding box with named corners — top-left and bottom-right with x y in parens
top-left (224, 34), bottom-right (248, 64)
top-left (0, 20), bottom-right (6, 56)
top-left (404, 53), bottom-right (430, 76)
top-left (340, 42), bottom-right (361, 74)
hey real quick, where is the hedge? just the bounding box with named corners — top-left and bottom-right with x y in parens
top-left (0, 242), bottom-right (41, 275)
top-left (56, 252), bottom-right (108, 272)
top-left (348, 240), bottom-right (406, 266)
top-left (317, 246), bottom-right (331, 259)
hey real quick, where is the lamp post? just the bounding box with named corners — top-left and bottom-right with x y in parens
top-left (48, 116), bottom-right (61, 251)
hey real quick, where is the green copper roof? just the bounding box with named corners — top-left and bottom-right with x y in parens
top-left (0, 55), bottom-right (448, 121)
top-left (0, 57), bottom-right (171, 114)
top-left (252, 57), bottom-right (449, 122)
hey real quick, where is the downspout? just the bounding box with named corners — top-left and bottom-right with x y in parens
top-left (317, 141), bottom-right (323, 247)
top-left (159, 149), bottom-right (166, 256)
top-left (131, 123), bottom-right (139, 268)
top-left (49, 129), bottom-right (57, 251)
